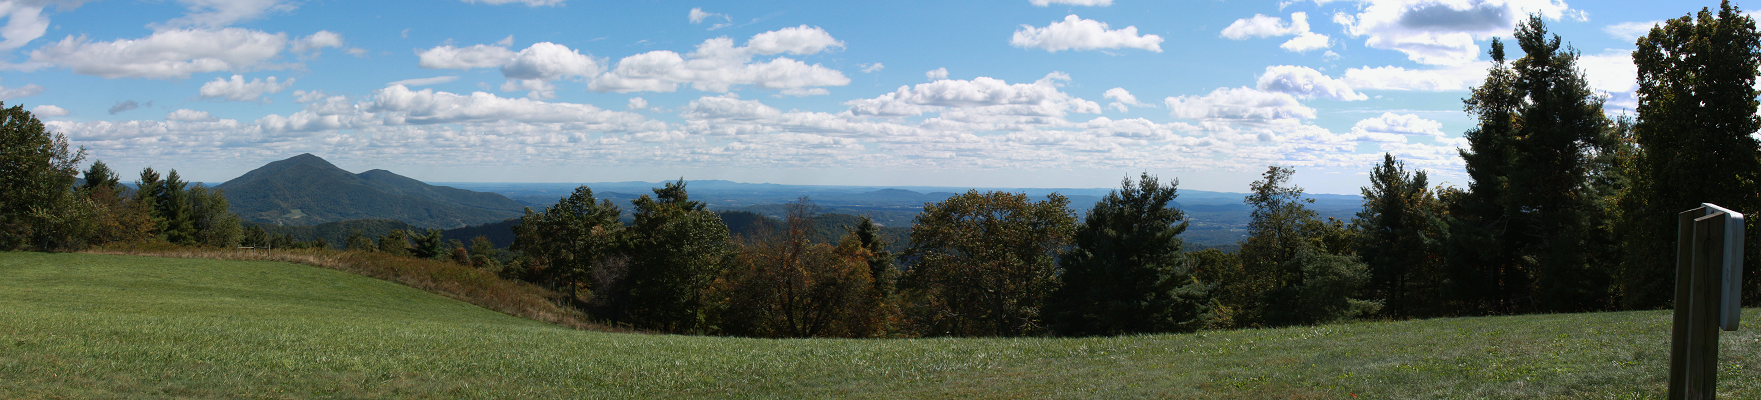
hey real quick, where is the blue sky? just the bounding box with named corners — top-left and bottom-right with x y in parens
top-left (0, 0), bottom-right (1710, 194)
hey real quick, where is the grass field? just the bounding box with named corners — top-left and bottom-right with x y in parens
top-left (2, 252), bottom-right (1758, 399)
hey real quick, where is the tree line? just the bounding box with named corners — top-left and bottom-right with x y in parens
top-left (3, 6), bottom-right (1758, 337)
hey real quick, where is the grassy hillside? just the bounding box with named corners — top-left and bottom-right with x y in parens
top-left (4, 252), bottom-right (1759, 398)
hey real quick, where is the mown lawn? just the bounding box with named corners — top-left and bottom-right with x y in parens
top-left (1, 252), bottom-right (1757, 399)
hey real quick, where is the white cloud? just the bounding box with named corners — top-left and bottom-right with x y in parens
top-left (1029, 0), bottom-right (1112, 5)
top-left (0, 83), bottom-right (44, 99)
top-left (926, 67), bottom-right (948, 80)
top-left (1604, 21), bottom-right (1660, 42)
top-left (688, 7), bottom-right (732, 30)
top-left (387, 76), bottom-right (459, 87)
top-left (627, 97), bottom-right (646, 110)
top-left (590, 26), bottom-right (850, 94)
top-left (1257, 65), bottom-right (1366, 101)
top-left (462, 0), bottom-right (563, 6)
top-left (1349, 112), bottom-right (1444, 142)
top-left (30, 104), bottom-right (67, 116)
top-left (364, 85), bottom-right (652, 127)
top-left (199, 75), bottom-right (293, 102)
top-left (1103, 87), bottom-right (1149, 112)
top-left (779, 88), bottom-right (830, 97)
top-left (500, 42), bottom-right (600, 80)
top-left (1222, 12), bottom-right (1330, 53)
top-left (1164, 87), bottom-right (1315, 121)
top-left (1336, 0), bottom-right (1573, 66)
top-left (1578, 50), bottom-right (1636, 93)
top-left (846, 72), bottom-right (1101, 119)
top-left (1011, 15), bottom-right (1163, 53)
top-left (497, 35), bottom-right (513, 47)
top-left (0, 0), bottom-right (85, 51)
top-left (499, 78), bottom-right (556, 99)
top-left (166, 108), bottom-right (216, 122)
top-left (1343, 62), bottom-right (1490, 91)
top-left (418, 43), bottom-right (516, 69)
top-left (1281, 32), bottom-right (1331, 52)
top-left (154, 0), bottom-right (296, 30)
top-left (860, 63), bottom-right (884, 73)
top-left (291, 30), bottom-right (344, 54)
top-left (1221, 13), bottom-right (1308, 39)
top-left (28, 28), bottom-right (287, 79)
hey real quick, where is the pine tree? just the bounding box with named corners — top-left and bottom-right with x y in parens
top-left (620, 179), bottom-right (731, 333)
top-left (1048, 173), bottom-right (1210, 335)
top-left (1353, 154), bottom-right (1447, 318)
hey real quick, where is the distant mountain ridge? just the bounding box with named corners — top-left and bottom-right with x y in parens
top-left (216, 154), bottom-right (526, 229)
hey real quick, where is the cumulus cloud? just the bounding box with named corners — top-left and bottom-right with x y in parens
top-left (1257, 65), bottom-right (1367, 101)
top-left (1030, 0), bottom-right (1112, 5)
top-left (926, 67), bottom-right (947, 80)
top-left (0, 83), bottom-right (44, 99)
top-left (627, 97), bottom-right (646, 110)
top-left (1221, 12), bottom-right (1330, 53)
top-left (291, 30), bottom-right (346, 55)
top-left (860, 63), bottom-right (884, 73)
top-left (31, 104), bottom-right (67, 116)
top-left (387, 76), bottom-right (459, 87)
top-left (500, 42), bottom-right (600, 80)
top-left (0, 0), bottom-right (85, 51)
top-left (1011, 15), bottom-right (1162, 53)
top-left (418, 43), bottom-right (516, 69)
top-left (166, 108), bottom-right (216, 122)
top-left (154, 0), bottom-right (296, 30)
top-left (1103, 87), bottom-right (1149, 112)
top-left (28, 28), bottom-right (288, 79)
top-left (1164, 87), bottom-right (1315, 121)
top-left (1348, 112), bottom-right (1444, 142)
top-left (846, 72), bottom-right (1101, 120)
top-left (1336, 0), bottom-right (1573, 65)
top-left (590, 25), bottom-right (850, 94)
top-left (1342, 62), bottom-right (1490, 91)
top-left (199, 75), bottom-right (293, 102)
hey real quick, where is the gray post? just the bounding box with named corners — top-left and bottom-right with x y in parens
top-left (1669, 204), bottom-right (1744, 400)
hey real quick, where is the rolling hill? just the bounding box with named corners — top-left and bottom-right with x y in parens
top-left (215, 154), bottom-right (526, 229)
top-left (5, 251), bottom-right (1754, 398)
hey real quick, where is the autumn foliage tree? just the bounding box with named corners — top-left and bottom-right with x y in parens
top-left (711, 198), bottom-right (882, 338)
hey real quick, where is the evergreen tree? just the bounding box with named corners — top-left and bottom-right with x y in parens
top-left (1048, 173), bottom-right (1211, 336)
top-left (411, 228), bottom-right (447, 259)
top-left (1447, 17), bottom-right (1614, 313)
top-left (81, 160), bottom-right (121, 193)
top-left (378, 230), bottom-right (409, 256)
top-left (1626, 1), bottom-right (1761, 307)
top-left (620, 179), bottom-right (732, 333)
top-left (157, 170), bottom-right (196, 244)
top-left (1352, 154), bottom-right (1447, 318)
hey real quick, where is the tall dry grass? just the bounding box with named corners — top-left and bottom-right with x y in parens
top-left (83, 242), bottom-right (638, 333)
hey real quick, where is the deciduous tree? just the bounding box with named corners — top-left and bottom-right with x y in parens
top-left (900, 190), bottom-right (1075, 337)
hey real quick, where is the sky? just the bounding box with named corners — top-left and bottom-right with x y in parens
top-left (0, 0), bottom-right (1715, 194)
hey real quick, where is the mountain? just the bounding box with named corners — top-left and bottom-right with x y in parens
top-left (216, 154), bottom-right (527, 228)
